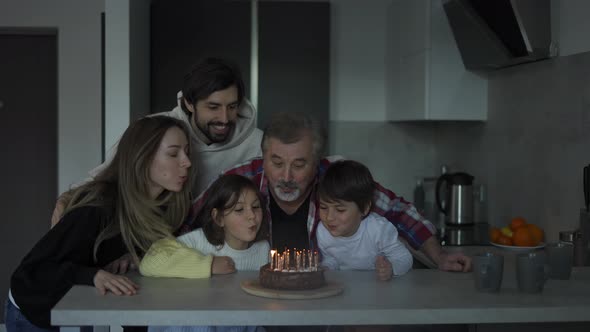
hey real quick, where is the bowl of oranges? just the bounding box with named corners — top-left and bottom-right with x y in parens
top-left (489, 217), bottom-right (545, 252)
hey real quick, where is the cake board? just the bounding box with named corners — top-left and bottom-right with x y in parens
top-left (240, 279), bottom-right (344, 299)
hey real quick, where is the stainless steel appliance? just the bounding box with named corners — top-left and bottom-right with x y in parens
top-left (435, 172), bottom-right (474, 225)
top-left (416, 168), bottom-right (489, 246)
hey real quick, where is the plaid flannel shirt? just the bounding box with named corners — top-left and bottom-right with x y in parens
top-left (180, 157), bottom-right (436, 250)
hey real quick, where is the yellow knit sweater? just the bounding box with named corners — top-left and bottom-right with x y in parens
top-left (139, 238), bottom-right (213, 278)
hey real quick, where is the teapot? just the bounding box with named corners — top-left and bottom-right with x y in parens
top-left (435, 172), bottom-right (474, 225)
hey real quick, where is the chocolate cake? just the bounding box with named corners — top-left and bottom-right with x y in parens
top-left (259, 263), bottom-right (326, 290)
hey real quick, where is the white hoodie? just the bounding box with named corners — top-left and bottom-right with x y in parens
top-left (89, 91), bottom-right (263, 196)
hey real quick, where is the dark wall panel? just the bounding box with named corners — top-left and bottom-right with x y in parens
top-left (258, 1), bottom-right (330, 131)
top-left (150, 0), bottom-right (251, 114)
top-left (0, 33), bottom-right (57, 322)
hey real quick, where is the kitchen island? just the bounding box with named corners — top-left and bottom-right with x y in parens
top-left (52, 264), bottom-right (590, 331)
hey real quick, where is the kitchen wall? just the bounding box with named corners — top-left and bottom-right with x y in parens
top-left (0, 0), bottom-right (104, 194)
top-left (434, 51), bottom-right (590, 242)
top-left (329, 121), bottom-right (437, 200)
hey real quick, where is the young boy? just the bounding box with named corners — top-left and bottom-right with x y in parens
top-left (316, 160), bottom-right (413, 280)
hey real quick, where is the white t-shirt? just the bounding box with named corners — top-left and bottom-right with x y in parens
top-left (316, 212), bottom-right (413, 276)
top-left (177, 229), bottom-right (269, 271)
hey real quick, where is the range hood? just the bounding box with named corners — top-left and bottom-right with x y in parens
top-left (443, 0), bottom-right (554, 70)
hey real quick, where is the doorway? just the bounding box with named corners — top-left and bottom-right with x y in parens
top-left (0, 31), bottom-right (58, 322)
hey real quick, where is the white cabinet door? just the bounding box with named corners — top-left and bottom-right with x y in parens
top-left (397, 52), bottom-right (428, 121)
top-left (387, 0), bottom-right (487, 121)
top-left (428, 0), bottom-right (487, 120)
top-left (398, 0), bottom-right (429, 57)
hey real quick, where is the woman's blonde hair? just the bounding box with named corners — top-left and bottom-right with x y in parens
top-left (62, 116), bottom-right (193, 264)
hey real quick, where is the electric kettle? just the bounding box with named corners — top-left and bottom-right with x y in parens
top-left (435, 172), bottom-right (474, 225)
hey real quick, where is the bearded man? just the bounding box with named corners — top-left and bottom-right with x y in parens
top-left (51, 57), bottom-right (262, 226)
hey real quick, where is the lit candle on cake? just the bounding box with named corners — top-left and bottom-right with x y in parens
top-left (314, 250), bottom-right (319, 271)
top-left (299, 249), bottom-right (305, 271)
top-left (286, 249), bottom-right (290, 271)
top-left (267, 248), bottom-right (322, 272)
top-left (304, 250), bottom-right (308, 271)
top-left (270, 250), bottom-right (276, 270)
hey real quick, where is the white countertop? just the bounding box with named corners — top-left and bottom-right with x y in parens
top-left (52, 265), bottom-right (590, 327)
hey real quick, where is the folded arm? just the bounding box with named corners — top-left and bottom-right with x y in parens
top-left (139, 238), bottom-right (214, 278)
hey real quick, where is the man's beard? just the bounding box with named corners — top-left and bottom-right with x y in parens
top-left (201, 121), bottom-right (235, 143)
top-left (272, 180), bottom-right (301, 202)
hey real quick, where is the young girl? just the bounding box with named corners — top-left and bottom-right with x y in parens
top-left (317, 160), bottom-right (413, 281)
top-left (141, 174), bottom-right (269, 332)
top-left (5, 116), bottom-right (206, 331)
top-left (140, 173), bottom-right (270, 276)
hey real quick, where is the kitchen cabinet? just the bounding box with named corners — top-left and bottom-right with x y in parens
top-left (150, 0), bottom-right (251, 114)
top-left (257, 1), bottom-right (330, 129)
top-left (150, 0), bottom-right (329, 129)
top-left (387, 0), bottom-right (487, 121)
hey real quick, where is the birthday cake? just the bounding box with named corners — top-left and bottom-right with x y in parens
top-left (259, 249), bottom-right (326, 290)
top-left (259, 263), bottom-right (325, 290)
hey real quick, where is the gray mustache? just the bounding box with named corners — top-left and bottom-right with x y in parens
top-left (277, 181), bottom-right (297, 189)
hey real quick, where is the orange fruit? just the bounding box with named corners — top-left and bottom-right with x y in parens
top-left (512, 227), bottom-right (535, 247)
top-left (510, 216), bottom-right (527, 231)
top-left (489, 227), bottom-right (501, 243)
top-left (526, 224), bottom-right (544, 245)
top-left (496, 234), bottom-right (513, 246)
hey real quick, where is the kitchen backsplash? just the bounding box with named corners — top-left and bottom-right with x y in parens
top-left (328, 121), bottom-right (437, 202)
top-left (435, 51), bottom-right (590, 242)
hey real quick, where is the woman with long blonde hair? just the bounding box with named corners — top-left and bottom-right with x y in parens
top-left (6, 116), bottom-right (229, 332)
